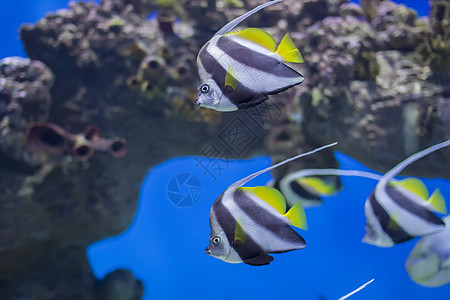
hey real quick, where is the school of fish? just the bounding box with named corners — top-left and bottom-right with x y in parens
top-left (191, 0), bottom-right (450, 295)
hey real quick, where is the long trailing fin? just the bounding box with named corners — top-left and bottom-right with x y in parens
top-left (214, 0), bottom-right (284, 37)
top-left (339, 279), bottom-right (375, 300)
top-left (279, 169), bottom-right (382, 196)
top-left (281, 168), bottom-right (383, 182)
top-left (377, 139), bottom-right (450, 190)
top-left (229, 142), bottom-right (337, 189)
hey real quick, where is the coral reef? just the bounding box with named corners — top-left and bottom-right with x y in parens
top-left (1, 0), bottom-right (449, 298)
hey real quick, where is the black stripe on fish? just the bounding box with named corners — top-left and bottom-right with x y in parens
top-left (386, 185), bottom-right (445, 227)
top-left (369, 191), bottom-right (414, 243)
top-left (212, 193), bottom-right (266, 262)
top-left (199, 46), bottom-right (265, 107)
top-left (290, 180), bottom-right (322, 203)
top-left (233, 188), bottom-right (306, 251)
top-left (217, 36), bottom-right (303, 81)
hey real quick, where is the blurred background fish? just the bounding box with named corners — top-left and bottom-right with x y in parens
top-left (405, 215), bottom-right (450, 287)
top-left (195, 0), bottom-right (304, 111)
top-left (363, 140), bottom-right (450, 247)
top-left (273, 168), bottom-right (382, 208)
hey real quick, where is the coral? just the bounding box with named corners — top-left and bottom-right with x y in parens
top-left (415, 0), bottom-right (450, 79)
top-left (287, 0), bottom-right (450, 177)
top-left (2, 0), bottom-right (229, 298)
top-left (26, 122), bottom-right (127, 163)
top-left (98, 269), bottom-right (144, 300)
top-left (0, 57), bottom-right (53, 163)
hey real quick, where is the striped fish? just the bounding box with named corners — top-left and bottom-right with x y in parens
top-left (405, 215), bottom-right (450, 287)
top-left (205, 142), bottom-right (337, 265)
top-left (363, 139), bottom-right (450, 247)
top-left (276, 168), bottom-right (384, 208)
top-left (195, 0), bottom-right (304, 112)
top-left (277, 172), bottom-right (342, 208)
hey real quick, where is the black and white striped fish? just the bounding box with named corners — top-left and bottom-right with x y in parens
top-left (363, 139), bottom-right (450, 247)
top-left (205, 142), bottom-right (337, 266)
top-left (195, 0), bottom-right (304, 112)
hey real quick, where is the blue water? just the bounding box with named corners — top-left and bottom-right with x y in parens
top-left (2, 1), bottom-right (449, 299)
top-left (87, 152), bottom-right (450, 300)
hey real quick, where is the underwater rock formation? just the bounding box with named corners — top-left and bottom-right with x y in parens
top-left (1, 0), bottom-right (449, 298)
top-left (262, 0), bottom-right (450, 179)
top-left (1, 1), bottom-right (226, 299)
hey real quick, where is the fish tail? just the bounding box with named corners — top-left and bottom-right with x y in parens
top-left (276, 33), bottom-right (303, 63)
top-left (428, 189), bottom-right (447, 214)
top-left (284, 201), bottom-right (308, 230)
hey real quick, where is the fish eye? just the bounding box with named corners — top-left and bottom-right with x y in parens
top-left (200, 84), bottom-right (210, 94)
top-left (212, 236), bottom-right (221, 246)
top-left (420, 251), bottom-right (428, 258)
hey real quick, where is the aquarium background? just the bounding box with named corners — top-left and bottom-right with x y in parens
top-left (1, 1), bottom-right (449, 299)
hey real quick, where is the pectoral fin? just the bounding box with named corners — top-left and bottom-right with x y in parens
top-left (224, 65), bottom-right (239, 94)
top-left (234, 218), bottom-right (247, 245)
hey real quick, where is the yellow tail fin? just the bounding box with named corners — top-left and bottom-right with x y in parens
top-left (284, 201), bottom-right (308, 230)
top-left (276, 33), bottom-right (304, 63)
top-left (428, 189), bottom-right (447, 214)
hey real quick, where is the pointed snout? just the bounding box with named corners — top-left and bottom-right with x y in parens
top-left (205, 244), bottom-right (212, 255)
top-left (195, 98), bottom-right (201, 107)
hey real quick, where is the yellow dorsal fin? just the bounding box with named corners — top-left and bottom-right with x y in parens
top-left (391, 178), bottom-right (429, 200)
top-left (428, 189), bottom-right (447, 214)
top-left (283, 201), bottom-right (308, 230)
top-left (225, 28), bottom-right (277, 51)
top-left (234, 217), bottom-right (246, 244)
top-left (297, 177), bottom-right (336, 195)
top-left (225, 65), bottom-right (239, 92)
top-left (275, 33), bottom-right (303, 63)
top-left (239, 186), bottom-right (286, 214)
